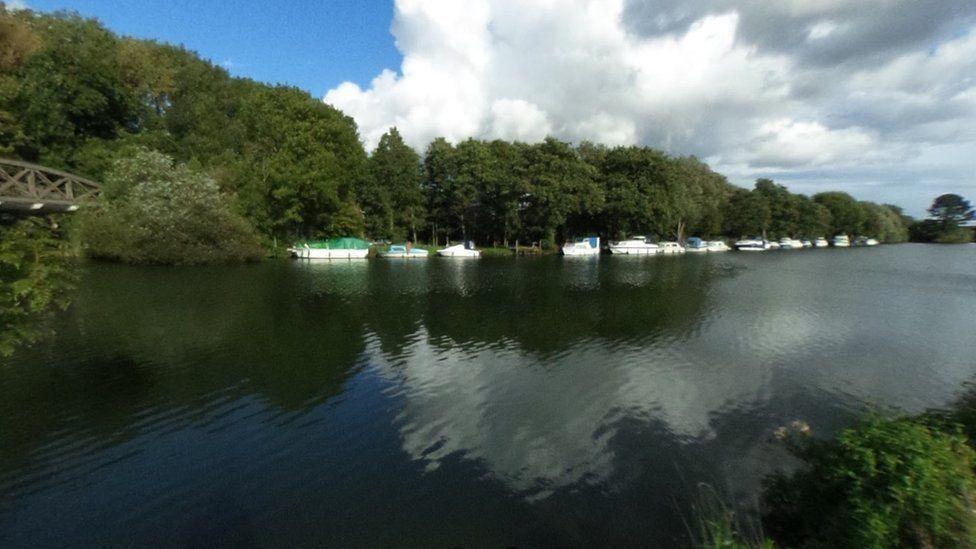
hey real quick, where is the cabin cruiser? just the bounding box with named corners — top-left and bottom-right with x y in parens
top-left (609, 236), bottom-right (659, 255)
top-left (706, 240), bottom-right (730, 252)
top-left (562, 237), bottom-right (601, 256)
top-left (801, 240), bottom-right (812, 248)
top-left (379, 244), bottom-right (429, 258)
top-left (768, 240), bottom-right (781, 249)
top-left (437, 241), bottom-right (481, 257)
top-left (685, 237), bottom-right (708, 253)
top-left (734, 237), bottom-right (769, 251)
top-left (855, 236), bottom-right (880, 247)
top-left (813, 237), bottom-right (829, 248)
top-left (832, 235), bottom-right (851, 247)
top-left (778, 237), bottom-right (804, 250)
top-left (289, 237), bottom-right (370, 259)
top-left (658, 241), bottom-right (686, 254)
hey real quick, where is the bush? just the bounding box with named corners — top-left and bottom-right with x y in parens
top-left (762, 417), bottom-right (976, 548)
top-left (77, 150), bottom-right (265, 264)
top-left (0, 216), bottom-right (75, 356)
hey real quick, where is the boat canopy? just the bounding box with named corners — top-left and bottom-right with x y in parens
top-left (686, 237), bottom-right (704, 247)
top-left (295, 237), bottom-right (371, 249)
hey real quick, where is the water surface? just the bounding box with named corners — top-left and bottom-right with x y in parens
top-left (2, 244), bottom-right (975, 547)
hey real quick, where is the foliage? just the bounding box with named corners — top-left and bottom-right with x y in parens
top-left (363, 127), bottom-right (424, 241)
top-left (910, 195), bottom-right (975, 243)
top-left (76, 149), bottom-right (265, 264)
top-left (762, 417), bottom-right (976, 549)
top-left (0, 216), bottom-right (75, 357)
top-left (688, 484), bottom-right (774, 549)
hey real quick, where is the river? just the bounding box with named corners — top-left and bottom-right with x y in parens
top-left (1, 244), bottom-right (975, 547)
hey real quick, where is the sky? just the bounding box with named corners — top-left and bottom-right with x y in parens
top-left (18, 0), bottom-right (976, 216)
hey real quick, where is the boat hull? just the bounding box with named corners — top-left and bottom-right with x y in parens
top-left (608, 246), bottom-right (658, 255)
top-left (291, 248), bottom-right (369, 259)
top-left (437, 250), bottom-right (480, 257)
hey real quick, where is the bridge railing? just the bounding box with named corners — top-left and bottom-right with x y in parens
top-left (0, 158), bottom-right (102, 211)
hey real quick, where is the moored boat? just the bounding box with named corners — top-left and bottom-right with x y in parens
top-left (734, 237), bottom-right (769, 251)
top-left (379, 244), bottom-right (429, 258)
top-left (289, 237), bottom-right (370, 259)
top-left (437, 241), bottom-right (481, 257)
top-left (813, 237), bottom-right (829, 248)
top-left (562, 237), bottom-right (601, 256)
top-left (832, 235), bottom-right (851, 247)
top-left (706, 240), bottom-right (730, 252)
top-left (609, 236), bottom-right (658, 255)
top-left (658, 241), bottom-right (686, 254)
top-left (685, 237), bottom-right (708, 253)
top-left (801, 240), bottom-right (812, 248)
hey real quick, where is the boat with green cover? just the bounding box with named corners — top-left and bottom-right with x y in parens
top-left (289, 237), bottom-right (371, 259)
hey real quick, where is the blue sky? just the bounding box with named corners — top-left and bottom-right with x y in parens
top-left (26, 0), bottom-right (401, 97)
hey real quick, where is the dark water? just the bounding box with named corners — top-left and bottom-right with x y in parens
top-left (2, 244), bottom-right (975, 547)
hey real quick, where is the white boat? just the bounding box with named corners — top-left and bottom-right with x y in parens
top-left (854, 236), bottom-right (880, 247)
top-left (734, 238), bottom-right (769, 251)
top-left (658, 241), bottom-right (686, 254)
top-left (379, 244), bottom-right (429, 258)
top-left (813, 237), bottom-right (829, 248)
top-left (562, 237), bottom-right (601, 256)
top-left (289, 238), bottom-right (370, 259)
top-left (685, 237), bottom-right (708, 253)
top-left (801, 240), bottom-right (812, 248)
top-left (609, 236), bottom-right (658, 255)
top-left (832, 235), bottom-right (851, 247)
top-left (778, 237), bottom-right (804, 249)
top-left (706, 241), bottom-right (730, 252)
top-left (768, 240), bottom-right (781, 249)
top-left (437, 241), bottom-right (481, 257)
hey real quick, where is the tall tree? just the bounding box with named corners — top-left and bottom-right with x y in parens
top-left (928, 194), bottom-right (974, 230)
top-left (365, 127), bottom-right (424, 241)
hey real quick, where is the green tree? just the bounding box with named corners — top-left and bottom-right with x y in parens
top-left (521, 137), bottom-right (602, 245)
top-left (77, 149), bottom-right (265, 264)
top-left (814, 191), bottom-right (867, 237)
top-left (928, 194), bottom-right (974, 230)
top-left (0, 216), bottom-right (74, 357)
top-left (364, 127), bottom-right (424, 241)
top-left (724, 188), bottom-right (771, 237)
top-left (422, 137), bottom-right (457, 244)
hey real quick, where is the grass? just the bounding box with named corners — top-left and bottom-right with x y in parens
top-left (686, 484), bottom-right (774, 549)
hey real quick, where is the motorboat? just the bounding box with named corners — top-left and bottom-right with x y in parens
top-left (768, 240), bottom-right (781, 249)
top-left (855, 236), bottom-right (880, 247)
top-left (437, 241), bottom-right (481, 257)
top-left (658, 241), bottom-right (686, 254)
top-left (379, 244), bottom-right (429, 258)
top-left (706, 240), bottom-right (730, 252)
top-left (562, 237), bottom-right (601, 256)
top-left (289, 237), bottom-right (370, 259)
top-left (832, 235), bottom-right (851, 247)
top-left (734, 237), bottom-right (769, 251)
top-left (685, 237), bottom-right (708, 253)
top-left (609, 236), bottom-right (658, 255)
top-left (865, 238), bottom-right (879, 246)
top-left (778, 237), bottom-right (801, 249)
top-left (801, 240), bottom-right (813, 248)
top-left (813, 237), bottom-right (829, 248)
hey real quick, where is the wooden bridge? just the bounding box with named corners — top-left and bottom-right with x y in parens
top-left (0, 158), bottom-right (102, 212)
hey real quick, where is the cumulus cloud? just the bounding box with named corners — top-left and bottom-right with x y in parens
top-left (324, 0), bottom-right (976, 215)
top-left (5, 0), bottom-right (29, 11)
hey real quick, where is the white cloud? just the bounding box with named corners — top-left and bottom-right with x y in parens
top-left (6, 0), bottom-right (29, 11)
top-left (324, 0), bottom-right (976, 215)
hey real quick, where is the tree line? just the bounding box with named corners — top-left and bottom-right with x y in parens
top-left (3, 7), bottom-right (961, 265)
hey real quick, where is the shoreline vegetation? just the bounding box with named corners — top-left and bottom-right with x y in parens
top-left (693, 390), bottom-right (976, 548)
top-left (2, 7), bottom-right (970, 271)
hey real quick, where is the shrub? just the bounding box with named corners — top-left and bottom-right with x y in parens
top-left (763, 417), bottom-right (976, 548)
top-left (0, 216), bottom-right (75, 356)
top-left (77, 149), bottom-right (265, 264)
